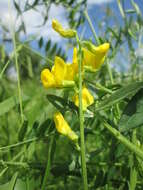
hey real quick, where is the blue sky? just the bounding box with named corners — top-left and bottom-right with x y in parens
top-left (80, 0), bottom-right (143, 39)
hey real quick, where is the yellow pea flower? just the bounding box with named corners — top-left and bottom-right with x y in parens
top-left (54, 112), bottom-right (78, 141)
top-left (73, 87), bottom-right (94, 111)
top-left (51, 56), bottom-right (67, 85)
top-left (71, 43), bottom-right (109, 73)
top-left (82, 42), bottom-right (110, 70)
top-left (41, 69), bottom-right (56, 89)
top-left (41, 56), bottom-right (76, 89)
top-left (52, 19), bottom-right (76, 38)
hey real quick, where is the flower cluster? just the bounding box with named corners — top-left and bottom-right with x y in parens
top-left (41, 56), bottom-right (75, 89)
top-left (41, 20), bottom-right (110, 143)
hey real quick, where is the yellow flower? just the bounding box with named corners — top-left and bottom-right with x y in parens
top-left (82, 42), bottom-right (110, 70)
top-left (73, 87), bottom-right (94, 111)
top-left (41, 56), bottom-right (75, 89)
top-left (52, 19), bottom-right (76, 38)
top-left (51, 56), bottom-right (67, 85)
top-left (41, 69), bottom-right (56, 89)
top-left (54, 112), bottom-right (78, 141)
top-left (72, 43), bottom-right (109, 73)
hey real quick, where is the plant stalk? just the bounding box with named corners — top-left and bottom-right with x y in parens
top-left (8, 0), bottom-right (24, 123)
top-left (76, 34), bottom-right (88, 190)
top-left (104, 122), bottom-right (143, 160)
top-left (41, 136), bottom-right (55, 190)
top-left (129, 130), bottom-right (137, 190)
top-left (84, 10), bottom-right (100, 45)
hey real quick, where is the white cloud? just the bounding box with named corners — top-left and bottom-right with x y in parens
top-left (87, 0), bottom-right (114, 8)
top-left (135, 48), bottom-right (143, 58)
top-left (22, 3), bottom-right (68, 42)
top-left (0, 0), bottom-right (68, 42)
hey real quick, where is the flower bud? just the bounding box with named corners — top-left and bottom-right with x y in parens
top-left (73, 87), bottom-right (94, 111)
top-left (52, 19), bottom-right (76, 38)
top-left (54, 112), bottom-right (78, 141)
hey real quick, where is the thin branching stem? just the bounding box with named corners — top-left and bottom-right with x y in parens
top-left (84, 10), bottom-right (100, 45)
top-left (76, 34), bottom-right (88, 190)
top-left (22, 44), bottom-right (54, 65)
top-left (0, 46), bottom-right (22, 79)
top-left (0, 133), bottom-right (54, 152)
top-left (104, 122), bottom-right (143, 160)
top-left (8, 0), bottom-right (24, 122)
top-left (41, 135), bottom-right (55, 190)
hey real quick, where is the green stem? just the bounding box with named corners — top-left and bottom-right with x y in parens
top-left (8, 0), bottom-right (24, 123)
top-left (84, 10), bottom-right (100, 45)
top-left (0, 150), bottom-right (24, 178)
top-left (129, 130), bottom-right (137, 190)
top-left (105, 61), bottom-right (120, 124)
top-left (106, 59), bottom-right (114, 85)
top-left (104, 122), bottom-right (143, 160)
top-left (0, 137), bottom-right (37, 151)
top-left (76, 34), bottom-right (88, 190)
top-left (117, 0), bottom-right (126, 19)
top-left (0, 133), bottom-right (53, 152)
top-left (0, 160), bottom-right (28, 168)
top-left (0, 60), bottom-right (10, 79)
top-left (0, 46), bottom-right (22, 79)
top-left (23, 44), bottom-right (54, 66)
top-left (41, 136), bottom-right (55, 190)
top-left (86, 79), bottom-right (113, 94)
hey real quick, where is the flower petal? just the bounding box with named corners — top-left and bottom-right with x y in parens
top-left (52, 56), bottom-right (67, 85)
top-left (54, 112), bottom-right (78, 141)
top-left (83, 43), bottom-right (110, 70)
top-left (73, 87), bottom-right (94, 111)
top-left (52, 19), bottom-right (76, 38)
top-left (41, 69), bottom-right (56, 89)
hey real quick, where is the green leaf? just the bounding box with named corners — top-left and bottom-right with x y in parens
top-left (31, 0), bottom-right (39, 7)
top-left (9, 172), bottom-right (18, 190)
top-left (125, 9), bottom-right (136, 14)
top-left (119, 88), bottom-right (143, 132)
top-left (47, 94), bottom-right (78, 113)
top-left (0, 95), bottom-right (29, 116)
top-left (36, 119), bottom-right (53, 137)
top-left (38, 37), bottom-right (43, 48)
top-left (18, 119), bottom-right (28, 141)
top-left (51, 163), bottom-right (70, 177)
top-left (93, 170), bottom-right (107, 188)
top-left (95, 82), bottom-right (143, 111)
top-left (131, 0), bottom-right (141, 16)
top-left (107, 27), bottom-right (119, 40)
top-left (50, 43), bottom-right (57, 55)
top-left (14, 0), bottom-right (21, 14)
top-left (45, 40), bottom-right (51, 52)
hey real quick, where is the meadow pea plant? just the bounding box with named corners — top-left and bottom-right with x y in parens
top-left (41, 19), bottom-right (109, 190)
top-left (1, 1), bottom-right (143, 189)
